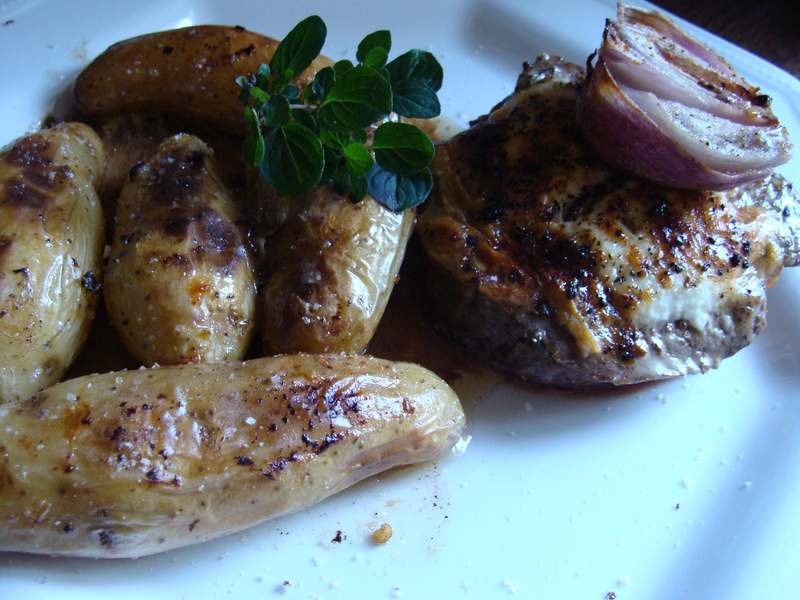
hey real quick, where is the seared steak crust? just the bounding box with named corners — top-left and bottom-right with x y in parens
top-left (417, 56), bottom-right (800, 386)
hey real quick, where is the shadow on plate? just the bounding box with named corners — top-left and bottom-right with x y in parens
top-left (462, 0), bottom-right (591, 69)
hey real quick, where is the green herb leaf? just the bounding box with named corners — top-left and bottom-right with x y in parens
top-left (250, 86), bottom-right (269, 103)
top-left (367, 164), bottom-right (432, 211)
top-left (269, 94), bottom-right (292, 127)
top-left (318, 65), bottom-right (392, 131)
top-left (321, 146), bottom-right (341, 182)
top-left (271, 68), bottom-right (295, 90)
top-left (270, 15), bottom-right (327, 78)
top-left (244, 105), bottom-right (260, 132)
top-left (308, 66), bottom-right (336, 105)
top-left (356, 30), bottom-right (391, 64)
top-left (256, 63), bottom-right (271, 88)
top-left (371, 121), bottom-right (435, 176)
top-left (236, 75), bottom-right (249, 88)
top-left (261, 123), bottom-right (324, 196)
top-left (239, 16), bottom-right (443, 211)
top-left (243, 130), bottom-right (266, 167)
top-left (333, 59), bottom-right (354, 77)
top-left (351, 130), bottom-right (368, 145)
top-left (391, 78), bottom-right (441, 119)
top-left (258, 100), bottom-right (275, 125)
top-left (386, 49), bottom-right (443, 91)
top-left (319, 129), bottom-right (351, 151)
top-left (344, 142), bottom-right (374, 177)
top-left (334, 167), bottom-right (369, 202)
top-left (283, 84), bottom-right (301, 102)
top-left (291, 107), bottom-right (317, 132)
top-left (363, 47), bottom-right (389, 70)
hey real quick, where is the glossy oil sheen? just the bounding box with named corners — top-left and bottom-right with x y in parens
top-left (1, 0), bottom-right (800, 599)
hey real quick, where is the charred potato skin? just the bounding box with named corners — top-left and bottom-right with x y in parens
top-left (104, 134), bottom-right (257, 366)
top-left (251, 178), bottom-right (416, 355)
top-left (90, 112), bottom-right (179, 236)
top-left (73, 25), bottom-right (333, 136)
top-left (0, 354), bottom-right (465, 558)
top-left (0, 123), bottom-right (105, 404)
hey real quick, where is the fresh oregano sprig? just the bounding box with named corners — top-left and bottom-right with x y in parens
top-left (237, 15), bottom-right (442, 211)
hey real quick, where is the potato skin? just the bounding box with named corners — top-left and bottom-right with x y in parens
top-left (0, 354), bottom-right (465, 558)
top-left (90, 112), bottom-right (178, 234)
top-left (250, 178), bottom-right (415, 355)
top-left (73, 25), bottom-right (333, 136)
top-left (104, 133), bottom-right (257, 366)
top-left (0, 123), bottom-right (105, 404)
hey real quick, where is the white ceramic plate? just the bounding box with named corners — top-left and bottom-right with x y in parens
top-left (2, 1), bottom-right (800, 599)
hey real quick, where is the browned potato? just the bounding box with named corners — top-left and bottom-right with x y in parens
top-left (250, 178), bottom-right (415, 355)
top-left (0, 123), bottom-right (105, 404)
top-left (104, 133), bottom-right (256, 366)
top-left (0, 353), bottom-right (465, 558)
top-left (89, 112), bottom-right (250, 236)
top-left (73, 25), bottom-right (333, 136)
top-left (91, 112), bottom-right (177, 230)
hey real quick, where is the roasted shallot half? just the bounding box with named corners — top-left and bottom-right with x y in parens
top-left (576, 4), bottom-right (793, 190)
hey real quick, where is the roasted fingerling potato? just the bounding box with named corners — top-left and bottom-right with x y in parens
top-left (90, 112), bottom-right (178, 233)
top-left (104, 133), bottom-right (257, 366)
top-left (73, 25), bottom-right (333, 136)
top-left (250, 177), bottom-right (416, 355)
top-left (0, 354), bottom-right (466, 558)
top-left (0, 123), bottom-right (105, 404)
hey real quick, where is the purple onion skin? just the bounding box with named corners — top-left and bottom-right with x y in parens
top-left (575, 6), bottom-right (792, 191)
top-left (576, 57), bottom-right (767, 190)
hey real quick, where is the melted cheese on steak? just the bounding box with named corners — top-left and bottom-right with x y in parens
top-left (417, 56), bottom-right (800, 386)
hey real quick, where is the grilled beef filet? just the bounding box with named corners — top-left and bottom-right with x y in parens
top-left (416, 56), bottom-right (800, 387)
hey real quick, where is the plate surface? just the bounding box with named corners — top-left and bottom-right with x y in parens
top-left (2, 1), bottom-right (800, 599)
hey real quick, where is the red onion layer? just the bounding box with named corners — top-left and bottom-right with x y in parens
top-left (576, 5), bottom-right (793, 190)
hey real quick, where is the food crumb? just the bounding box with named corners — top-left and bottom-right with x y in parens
top-left (607, 593), bottom-right (617, 599)
top-left (332, 530), bottom-right (344, 543)
top-left (372, 523), bottom-right (393, 544)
